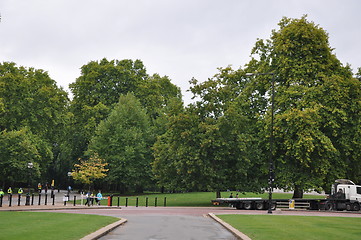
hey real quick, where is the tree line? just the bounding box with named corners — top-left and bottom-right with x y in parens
top-left (0, 16), bottom-right (360, 197)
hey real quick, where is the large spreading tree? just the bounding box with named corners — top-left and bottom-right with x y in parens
top-left (0, 62), bottom-right (68, 187)
top-left (246, 16), bottom-right (361, 197)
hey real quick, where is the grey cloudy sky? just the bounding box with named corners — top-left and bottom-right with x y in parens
top-left (1, 0), bottom-right (360, 103)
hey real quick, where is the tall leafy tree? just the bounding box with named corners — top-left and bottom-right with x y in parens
top-left (67, 58), bottom-right (181, 174)
top-left (0, 62), bottom-right (68, 185)
top-left (153, 67), bottom-right (267, 196)
top-left (247, 16), bottom-right (361, 196)
top-left (0, 128), bottom-right (49, 187)
top-left (88, 93), bottom-right (152, 193)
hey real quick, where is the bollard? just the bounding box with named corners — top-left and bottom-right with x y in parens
top-left (146, 197), bottom-right (148, 207)
top-left (9, 194), bottom-right (12, 207)
top-left (45, 194), bottom-right (48, 205)
top-left (136, 197), bottom-right (138, 207)
top-left (31, 194), bottom-right (34, 205)
top-left (38, 194), bottom-right (41, 205)
top-left (164, 197), bottom-right (167, 207)
top-left (117, 197), bottom-right (120, 207)
top-left (107, 196), bottom-right (113, 207)
top-left (25, 194), bottom-right (30, 206)
top-left (73, 196), bottom-right (76, 206)
top-left (125, 198), bottom-right (128, 207)
top-left (155, 197), bottom-right (157, 207)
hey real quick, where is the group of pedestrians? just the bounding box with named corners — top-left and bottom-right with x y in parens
top-left (0, 187), bottom-right (23, 197)
top-left (84, 190), bottom-right (103, 206)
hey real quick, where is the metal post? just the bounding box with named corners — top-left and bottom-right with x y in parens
top-left (136, 197), bottom-right (138, 207)
top-left (246, 72), bottom-right (275, 214)
top-left (164, 197), bottom-right (167, 207)
top-left (268, 73), bottom-right (275, 214)
top-left (117, 197), bottom-right (120, 207)
top-left (155, 197), bottom-right (157, 207)
top-left (146, 197), bottom-right (148, 207)
top-left (125, 197), bottom-right (128, 207)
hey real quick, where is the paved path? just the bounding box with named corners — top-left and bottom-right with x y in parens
top-left (43, 207), bottom-right (361, 240)
top-left (47, 207), bottom-right (239, 240)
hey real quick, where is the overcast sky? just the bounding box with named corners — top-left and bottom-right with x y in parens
top-left (1, 0), bottom-right (360, 103)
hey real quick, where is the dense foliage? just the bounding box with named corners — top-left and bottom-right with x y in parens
top-left (0, 16), bottom-right (360, 196)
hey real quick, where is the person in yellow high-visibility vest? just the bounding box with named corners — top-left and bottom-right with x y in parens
top-left (7, 187), bottom-right (12, 201)
top-left (18, 188), bottom-right (23, 195)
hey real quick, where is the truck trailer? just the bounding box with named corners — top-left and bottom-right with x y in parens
top-left (212, 179), bottom-right (361, 211)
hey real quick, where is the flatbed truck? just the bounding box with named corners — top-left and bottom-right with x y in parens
top-left (212, 179), bottom-right (361, 211)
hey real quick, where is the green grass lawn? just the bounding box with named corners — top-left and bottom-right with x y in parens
top-left (103, 191), bottom-right (326, 207)
top-left (217, 215), bottom-right (361, 240)
top-left (0, 212), bottom-right (119, 240)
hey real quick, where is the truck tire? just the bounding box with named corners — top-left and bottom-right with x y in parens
top-left (346, 204), bottom-right (352, 211)
top-left (256, 202), bottom-right (264, 210)
top-left (352, 203), bottom-right (360, 211)
top-left (325, 202), bottom-right (333, 211)
top-left (244, 202), bottom-right (252, 210)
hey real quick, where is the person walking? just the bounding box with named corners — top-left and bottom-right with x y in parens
top-left (84, 192), bottom-right (91, 206)
top-left (96, 190), bottom-right (103, 206)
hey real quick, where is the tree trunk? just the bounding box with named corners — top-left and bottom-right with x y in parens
top-left (216, 190), bottom-right (221, 198)
top-left (292, 185), bottom-right (303, 198)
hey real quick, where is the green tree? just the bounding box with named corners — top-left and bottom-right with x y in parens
top-left (0, 62), bottom-right (68, 185)
top-left (247, 16), bottom-right (361, 196)
top-left (88, 93), bottom-right (152, 193)
top-left (0, 128), bottom-right (49, 187)
top-left (153, 67), bottom-right (267, 196)
top-left (67, 58), bottom-right (181, 175)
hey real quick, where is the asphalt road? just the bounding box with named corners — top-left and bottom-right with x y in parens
top-left (47, 206), bottom-right (361, 240)
top-left (99, 214), bottom-right (237, 240)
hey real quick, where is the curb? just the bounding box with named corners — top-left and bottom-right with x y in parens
top-left (80, 218), bottom-right (127, 240)
top-left (208, 213), bottom-right (252, 240)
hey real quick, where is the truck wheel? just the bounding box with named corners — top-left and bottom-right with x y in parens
top-left (244, 202), bottom-right (252, 210)
top-left (352, 203), bottom-right (360, 211)
top-left (235, 203), bottom-right (242, 210)
top-left (256, 202), bottom-right (264, 210)
top-left (325, 202), bottom-right (333, 211)
top-left (346, 204), bottom-right (351, 211)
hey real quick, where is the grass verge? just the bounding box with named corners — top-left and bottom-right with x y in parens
top-left (0, 212), bottom-right (119, 240)
top-left (217, 215), bottom-right (361, 240)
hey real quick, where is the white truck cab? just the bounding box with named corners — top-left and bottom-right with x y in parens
top-left (332, 179), bottom-right (361, 203)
